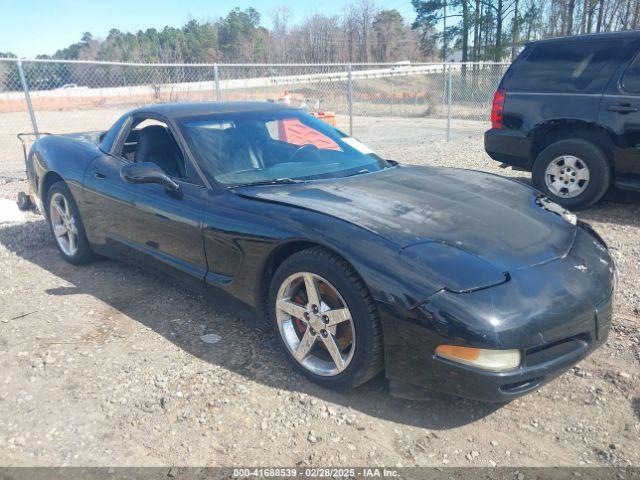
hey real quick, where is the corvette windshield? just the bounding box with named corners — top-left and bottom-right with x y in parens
top-left (178, 110), bottom-right (391, 186)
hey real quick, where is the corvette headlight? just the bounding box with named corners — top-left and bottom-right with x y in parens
top-left (435, 345), bottom-right (521, 371)
top-left (400, 241), bottom-right (508, 293)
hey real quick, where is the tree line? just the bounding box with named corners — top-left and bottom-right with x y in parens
top-left (1, 0), bottom-right (638, 67)
top-left (413, 0), bottom-right (639, 62)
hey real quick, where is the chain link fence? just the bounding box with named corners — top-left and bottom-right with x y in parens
top-left (0, 58), bottom-right (510, 178)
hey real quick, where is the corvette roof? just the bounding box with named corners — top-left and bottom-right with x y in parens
top-left (133, 101), bottom-right (298, 118)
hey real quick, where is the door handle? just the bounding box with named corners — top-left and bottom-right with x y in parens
top-left (93, 169), bottom-right (107, 179)
top-left (607, 104), bottom-right (639, 113)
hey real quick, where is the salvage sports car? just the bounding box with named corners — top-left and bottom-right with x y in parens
top-left (23, 102), bottom-right (615, 401)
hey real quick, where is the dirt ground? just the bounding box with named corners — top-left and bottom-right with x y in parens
top-left (0, 116), bottom-right (638, 467)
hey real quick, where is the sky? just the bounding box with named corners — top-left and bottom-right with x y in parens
top-left (0, 0), bottom-right (416, 58)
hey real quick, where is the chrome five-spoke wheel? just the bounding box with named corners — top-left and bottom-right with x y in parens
top-left (275, 272), bottom-right (356, 376)
top-left (49, 192), bottom-right (79, 257)
top-left (544, 155), bottom-right (590, 199)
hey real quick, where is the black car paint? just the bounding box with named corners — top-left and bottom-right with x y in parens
top-left (27, 102), bottom-right (614, 401)
top-left (485, 31), bottom-right (640, 186)
top-left (397, 227), bottom-right (613, 399)
top-left (238, 166), bottom-right (577, 271)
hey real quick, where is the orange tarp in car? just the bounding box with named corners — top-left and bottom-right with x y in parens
top-left (277, 119), bottom-right (341, 151)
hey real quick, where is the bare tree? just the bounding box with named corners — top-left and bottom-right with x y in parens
top-left (296, 14), bottom-right (341, 63)
top-left (269, 6), bottom-right (293, 62)
top-left (596, 0), bottom-right (605, 31)
top-left (566, 0), bottom-right (576, 33)
top-left (356, 0), bottom-right (378, 62)
top-left (342, 5), bottom-right (359, 62)
top-left (511, 0), bottom-right (520, 58)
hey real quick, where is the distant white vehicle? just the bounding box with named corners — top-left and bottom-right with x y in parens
top-left (56, 83), bottom-right (88, 90)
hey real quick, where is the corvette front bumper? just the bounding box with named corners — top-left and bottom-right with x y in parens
top-left (426, 294), bottom-right (611, 402)
top-left (380, 224), bottom-right (615, 402)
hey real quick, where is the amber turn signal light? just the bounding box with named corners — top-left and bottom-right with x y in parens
top-left (435, 345), bottom-right (521, 372)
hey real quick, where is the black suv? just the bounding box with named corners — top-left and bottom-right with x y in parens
top-left (485, 31), bottom-right (640, 209)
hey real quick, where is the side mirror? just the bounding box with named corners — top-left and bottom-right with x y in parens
top-left (120, 162), bottom-right (182, 196)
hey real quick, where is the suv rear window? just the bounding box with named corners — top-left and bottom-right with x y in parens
top-left (509, 40), bottom-right (619, 94)
top-left (622, 53), bottom-right (640, 94)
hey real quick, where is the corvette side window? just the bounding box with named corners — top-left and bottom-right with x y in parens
top-left (125, 118), bottom-right (188, 180)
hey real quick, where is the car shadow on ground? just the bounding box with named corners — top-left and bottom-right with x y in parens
top-left (0, 218), bottom-right (508, 430)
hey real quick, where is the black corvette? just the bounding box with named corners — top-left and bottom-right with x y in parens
top-left (24, 102), bottom-right (615, 401)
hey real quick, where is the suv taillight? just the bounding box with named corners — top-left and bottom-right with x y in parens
top-left (491, 89), bottom-right (506, 129)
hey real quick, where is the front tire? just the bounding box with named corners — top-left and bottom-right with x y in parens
top-left (46, 181), bottom-right (95, 265)
top-left (532, 139), bottom-right (610, 210)
top-left (269, 248), bottom-right (383, 390)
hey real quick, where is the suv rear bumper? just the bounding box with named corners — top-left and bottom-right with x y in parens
top-left (484, 128), bottom-right (532, 170)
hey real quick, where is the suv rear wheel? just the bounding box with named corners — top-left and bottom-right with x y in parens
top-left (532, 139), bottom-right (610, 210)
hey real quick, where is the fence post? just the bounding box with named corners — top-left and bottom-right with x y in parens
top-left (442, 63), bottom-right (447, 111)
top-left (17, 59), bottom-right (39, 138)
top-left (446, 63), bottom-right (452, 142)
top-left (214, 64), bottom-right (221, 101)
top-left (347, 63), bottom-right (353, 136)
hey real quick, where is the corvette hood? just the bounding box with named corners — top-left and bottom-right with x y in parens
top-left (236, 165), bottom-right (577, 271)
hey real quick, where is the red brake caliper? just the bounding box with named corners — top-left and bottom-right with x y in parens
top-left (292, 294), bottom-right (307, 335)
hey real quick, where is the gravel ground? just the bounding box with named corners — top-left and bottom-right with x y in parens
top-left (0, 116), bottom-right (638, 467)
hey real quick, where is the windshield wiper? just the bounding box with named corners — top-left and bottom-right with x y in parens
top-left (230, 177), bottom-right (307, 188)
top-left (341, 162), bottom-right (396, 179)
top-left (343, 169), bottom-right (370, 178)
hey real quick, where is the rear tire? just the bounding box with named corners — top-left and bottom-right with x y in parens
top-left (532, 139), bottom-right (610, 210)
top-left (269, 247), bottom-right (383, 390)
top-left (46, 181), bottom-right (96, 265)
